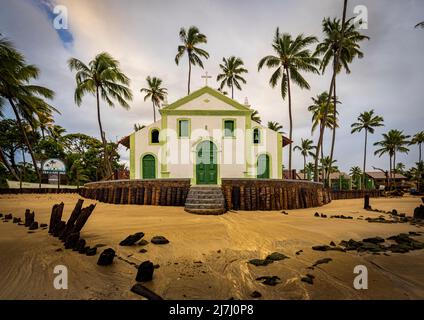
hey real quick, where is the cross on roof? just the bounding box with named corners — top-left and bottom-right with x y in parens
top-left (201, 71), bottom-right (212, 86)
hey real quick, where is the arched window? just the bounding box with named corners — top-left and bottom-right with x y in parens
top-left (253, 128), bottom-right (260, 144)
top-left (151, 129), bottom-right (159, 144)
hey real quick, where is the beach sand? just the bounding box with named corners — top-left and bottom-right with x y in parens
top-left (0, 194), bottom-right (423, 300)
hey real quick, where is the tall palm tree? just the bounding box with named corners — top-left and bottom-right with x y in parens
top-left (315, 17), bottom-right (369, 171)
top-left (320, 156), bottom-right (338, 185)
top-left (216, 56), bottom-right (248, 99)
top-left (351, 110), bottom-right (384, 190)
top-left (0, 35), bottom-right (57, 185)
top-left (175, 26), bottom-right (209, 95)
top-left (411, 131), bottom-right (424, 163)
top-left (140, 76), bottom-right (167, 123)
top-left (294, 138), bottom-right (316, 179)
top-left (68, 52), bottom-right (133, 179)
top-left (258, 29), bottom-right (320, 177)
top-left (251, 109), bottom-right (261, 123)
top-left (267, 121), bottom-right (284, 134)
top-left (374, 129), bottom-right (410, 189)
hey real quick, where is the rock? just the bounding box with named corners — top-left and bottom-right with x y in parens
top-left (138, 239), bottom-right (149, 246)
top-left (363, 236), bottom-right (385, 244)
top-left (330, 241), bottom-right (336, 246)
top-left (130, 283), bottom-right (163, 300)
top-left (413, 205), bottom-right (424, 220)
top-left (250, 291), bottom-right (262, 298)
top-left (73, 239), bottom-right (86, 252)
top-left (40, 223), bottom-right (48, 228)
top-left (265, 252), bottom-right (289, 261)
top-left (97, 248), bottom-right (116, 266)
top-left (358, 242), bottom-right (384, 253)
top-left (301, 274), bottom-right (315, 285)
top-left (86, 247), bottom-right (97, 256)
top-left (248, 258), bottom-right (272, 267)
top-left (29, 221), bottom-right (38, 230)
top-left (12, 217), bottom-right (21, 224)
top-left (0, 213), bottom-right (3, 217)
top-left (79, 246), bottom-right (89, 254)
top-left (314, 212), bottom-right (320, 217)
top-left (119, 232), bottom-right (145, 246)
top-left (4, 213), bottom-right (12, 220)
top-left (295, 250), bottom-right (303, 255)
top-left (64, 232), bottom-right (80, 249)
top-left (151, 236), bottom-right (169, 245)
top-left (55, 248), bottom-right (63, 252)
top-left (256, 276), bottom-right (281, 286)
top-left (313, 258), bottom-right (332, 267)
top-left (139, 248), bottom-right (147, 253)
top-left (392, 209), bottom-right (398, 215)
top-left (321, 214), bottom-right (327, 218)
top-left (312, 245), bottom-right (331, 251)
top-left (136, 260), bottom-right (154, 282)
top-left (281, 211), bottom-right (288, 215)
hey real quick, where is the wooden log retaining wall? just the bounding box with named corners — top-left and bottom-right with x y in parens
top-left (80, 179), bottom-right (191, 206)
top-left (221, 179), bottom-right (331, 210)
top-left (330, 189), bottom-right (382, 200)
top-left (0, 188), bottom-right (79, 194)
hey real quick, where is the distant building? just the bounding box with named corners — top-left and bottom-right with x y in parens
top-left (365, 171), bottom-right (406, 189)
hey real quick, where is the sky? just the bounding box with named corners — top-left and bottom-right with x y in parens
top-left (0, 0), bottom-right (423, 173)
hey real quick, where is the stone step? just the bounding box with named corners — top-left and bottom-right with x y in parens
top-left (185, 203), bottom-right (225, 209)
top-left (184, 207), bottom-right (226, 215)
top-left (187, 190), bottom-right (223, 195)
top-left (185, 197), bottom-right (225, 204)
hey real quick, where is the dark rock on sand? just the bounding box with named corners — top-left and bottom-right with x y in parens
top-left (312, 245), bottom-right (345, 252)
top-left (266, 252), bottom-right (289, 261)
top-left (29, 221), bottom-right (38, 230)
top-left (249, 258), bottom-right (272, 266)
top-left (414, 205), bottom-right (424, 220)
top-left (301, 274), bottom-right (315, 285)
top-left (251, 291), bottom-right (262, 298)
top-left (295, 250), bottom-right (303, 255)
top-left (4, 213), bottom-right (12, 220)
top-left (0, 213), bottom-right (3, 218)
top-left (138, 239), bottom-right (149, 246)
top-left (97, 248), bottom-right (116, 266)
top-left (86, 247), bottom-right (97, 256)
top-left (330, 241), bottom-right (336, 246)
top-left (73, 239), bottom-right (86, 252)
top-left (256, 276), bottom-right (281, 286)
top-left (314, 212), bottom-right (320, 217)
top-left (136, 260), bottom-right (154, 282)
top-left (12, 217), bottom-right (21, 224)
top-left (151, 236), bottom-right (169, 245)
top-left (139, 248), bottom-right (147, 253)
top-left (119, 232), bottom-right (145, 246)
top-left (130, 283), bottom-right (163, 300)
top-left (313, 258), bottom-right (332, 267)
top-left (363, 236), bottom-right (385, 244)
top-left (40, 223), bottom-right (48, 228)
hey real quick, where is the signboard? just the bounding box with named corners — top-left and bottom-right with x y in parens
top-left (42, 158), bottom-right (66, 174)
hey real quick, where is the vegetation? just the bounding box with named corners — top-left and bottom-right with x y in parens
top-left (140, 76), bottom-right (167, 123)
top-left (216, 56), bottom-right (248, 99)
top-left (175, 26), bottom-right (209, 95)
top-left (267, 121), bottom-right (284, 134)
top-left (294, 138), bottom-right (316, 179)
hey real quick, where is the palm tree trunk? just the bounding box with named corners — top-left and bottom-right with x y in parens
top-left (8, 98), bottom-right (42, 188)
top-left (303, 155), bottom-right (306, 179)
top-left (389, 155), bottom-right (392, 190)
top-left (0, 147), bottom-right (19, 181)
top-left (286, 68), bottom-right (293, 179)
top-left (314, 0), bottom-right (348, 182)
top-left (153, 102), bottom-right (156, 122)
top-left (327, 57), bottom-right (337, 184)
top-left (362, 130), bottom-right (367, 190)
top-left (231, 85), bottom-right (234, 99)
top-left (96, 87), bottom-right (112, 179)
top-left (393, 151), bottom-right (396, 189)
top-left (419, 143), bottom-right (422, 163)
top-left (188, 57), bottom-right (192, 95)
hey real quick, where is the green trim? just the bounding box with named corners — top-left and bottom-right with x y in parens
top-left (192, 138), bottom-right (221, 185)
top-left (130, 133), bottom-right (135, 179)
top-left (177, 118), bottom-right (191, 138)
top-left (222, 118), bottom-right (237, 138)
top-left (256, 152), bottom-right (272, 179)
top-left (160, 115), bottom-right (168, 175)
top-left (140, 152), bottom-right (158, 179)
top-left (148, 127), bottom-right (161, 145)
top-left (161, 86), bottom-right (251, 111)
top-left (277, 134), bottom-right (283, 179)
top-left (244, 115), bottom-right (253, 177)
top-left (160, 109), bottom-right (251, 116)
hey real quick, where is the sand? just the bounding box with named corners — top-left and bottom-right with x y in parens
top-left (0, 194), bottom-right (423, 300)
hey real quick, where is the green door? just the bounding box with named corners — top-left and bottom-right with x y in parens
top-left (257, 154), bottom-right (270, 179)
top-left (142, 154), bottom-right (156, 179)
top-left (196, 141), bottom-right (217, 184)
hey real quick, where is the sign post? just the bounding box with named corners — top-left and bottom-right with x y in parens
top-left (42, 159), bottom-right (66, 190)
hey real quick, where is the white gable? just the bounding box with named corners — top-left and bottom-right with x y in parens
top-left (173, 93), bottom-right (241, 111)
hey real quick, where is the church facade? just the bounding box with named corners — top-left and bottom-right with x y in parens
top-left (128, 86), bottom-right (289, 185)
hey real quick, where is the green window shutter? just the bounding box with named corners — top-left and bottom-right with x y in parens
top-left (224, 120), bottom-right (234, 137)
top-left (253, 128), bottom-right (260, 144)
top-left (178, 120), bottom-right (189, 137)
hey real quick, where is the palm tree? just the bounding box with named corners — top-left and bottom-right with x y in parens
top-left (134, 123), bottom-right (146, 132)
top-left (140, 76), bottom-right (167, 123)
top-left (320, 156), bottom-right (338, 185)
top-left (251, 109), bottom-right (261, 123)
top-left (315, 17), bottom-right (369, 171)
top-left (374, 129), bottom-right (410, 189)
top-left (258, 29), bottom-right (320, 178)
top-left (351, 110), bottom-right (384, 190)
top-left (349, 166), bottom-right (362, 189)
top-left (395, 162), bottom-right (406, 175)
top-left (175, 26), bottom-right (209, 95)
top-left (294, 138), bottom-right (316, 179)
top-left (411, 131), bottom-right (424, 163)
top-left (304, 162), bottom-right (315, 180)
top-left (267, 121), bottom-right (284, 134)
top-left (0, 35), bottom-right (57, 185)
top-left (216, 56), bottom-right (248, 99)
top-left (68, 52), bottom-right (133, 179)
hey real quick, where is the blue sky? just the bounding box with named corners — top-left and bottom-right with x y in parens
top-left (0, 0), bottom-right (423, 172)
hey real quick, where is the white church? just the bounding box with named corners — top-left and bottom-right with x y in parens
top-left (123, 86), bottom-right (290, 185)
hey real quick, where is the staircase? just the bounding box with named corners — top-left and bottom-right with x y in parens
top-left (184, 185), bottom-right (226, 215)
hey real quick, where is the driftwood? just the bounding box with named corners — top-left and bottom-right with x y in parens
top-left (60, 199), bottom-right (84, 240)
top-left (130, 284), bottom-right (163, 300)
top-left (49, 203), bottom-right (64, 234)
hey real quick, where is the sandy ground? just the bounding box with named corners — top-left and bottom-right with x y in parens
top-left (0, 194), bottom-right (423, 300)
